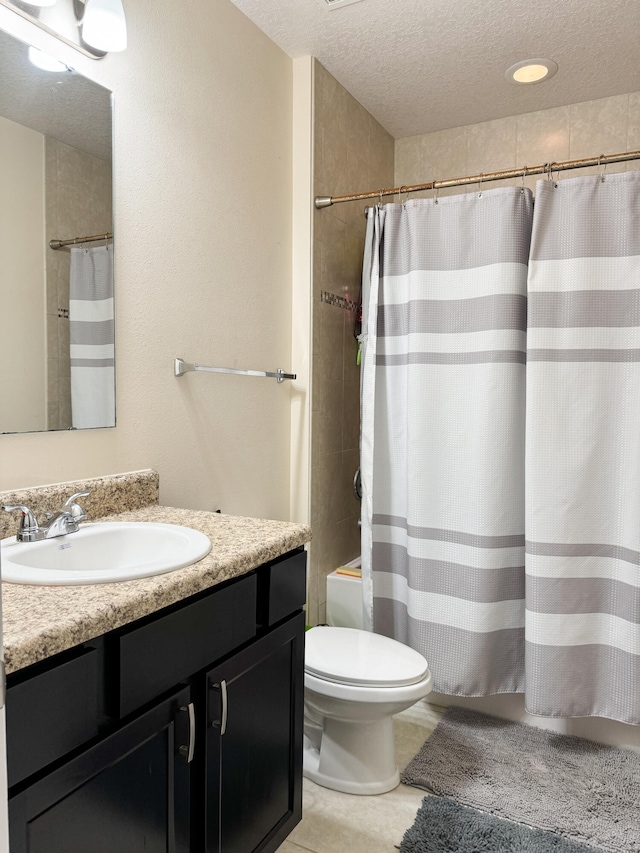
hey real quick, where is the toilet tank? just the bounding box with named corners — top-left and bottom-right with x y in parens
top-left (326, 570), bottom-right (364, 629)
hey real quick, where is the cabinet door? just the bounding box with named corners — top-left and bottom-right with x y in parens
top-left (205, 613), bottom-right (305, 853)
top-left (9, 686), bottom-right (193, 853)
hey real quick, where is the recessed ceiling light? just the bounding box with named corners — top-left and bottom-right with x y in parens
top-left (506, 59), bottom-right (558, 85)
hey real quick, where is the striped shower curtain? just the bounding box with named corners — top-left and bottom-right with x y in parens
top-left (361, 172), bottom-right (640, 722)
top-left (361, 188), bottom-right (532, 696)
top-left (526, 172), bottom-right (640, 723)
top-left (70, 244), bottom-right (115, 429)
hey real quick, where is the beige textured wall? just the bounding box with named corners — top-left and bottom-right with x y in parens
top-left (396, 92), bottom-right (640, 196)
top-left (45, 138), bottom-right (112, 430)
top-left (0, 0), bottom-right (293, 522)
top-left (0, 116), bottom-right (46, 433)
top-left (308, 61), bottom-right (394, 625)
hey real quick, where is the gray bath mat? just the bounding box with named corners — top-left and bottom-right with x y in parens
top-left (399, 796), bottom-right (604, 853)
top-left (401, 707), bottom-right (640, 853)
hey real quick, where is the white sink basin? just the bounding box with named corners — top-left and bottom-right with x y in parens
top-left (0, 522), bottom-right (212, 585)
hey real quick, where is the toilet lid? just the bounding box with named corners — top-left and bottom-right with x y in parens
top-left (305, 627), bottom-right (429, 687)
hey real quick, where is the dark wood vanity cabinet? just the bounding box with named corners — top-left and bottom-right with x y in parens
top-left (203, 613), bottom-right (304, 853)
top-left (5, 547), bottom-right (306, 853)
top-left (9, 686), bottom-right (192, 853)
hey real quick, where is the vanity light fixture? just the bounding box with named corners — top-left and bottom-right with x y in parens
top-left (80, 0), bottom-right (127, 52)
top-left (28, 44), bottom-right (71, 70)
top-left (506, 58), bottom-right (558, 85)
top-left (0, 0), bottom-right (127, 58)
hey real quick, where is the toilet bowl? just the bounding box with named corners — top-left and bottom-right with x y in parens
top-left (303, 626), bottom-right (432, 795)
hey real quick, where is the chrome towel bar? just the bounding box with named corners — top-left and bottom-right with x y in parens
top-left (174, 358), bottom-right (296, 383)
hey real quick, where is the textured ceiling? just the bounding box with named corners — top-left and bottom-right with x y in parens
top-left (0, 27), bottom-right (111, 161)
top-left (230, 0), bottom-right (640, 139)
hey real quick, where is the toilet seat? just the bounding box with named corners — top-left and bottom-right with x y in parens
top-left (305, 626), bottom-right (429, 688)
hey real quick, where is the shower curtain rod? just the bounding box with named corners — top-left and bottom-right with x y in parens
top-left (314, 147), bottom-right (640, 209)
top-left (49, 232), bottom-right (113, 250)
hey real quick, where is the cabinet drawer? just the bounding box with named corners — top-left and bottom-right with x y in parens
top-left (118, 573), bottom-right (257, 717)
top-left (6, 646), bottom-right (99, 788)
top-left (257, 548), bottom-right (307, 628)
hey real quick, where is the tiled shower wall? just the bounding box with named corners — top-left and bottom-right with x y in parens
top-left (308, 61), bottom-right (394, 625)
top-left (396, 92), bottom-right (640, 199)
top-left (45, 138), bottom-right (112, 430)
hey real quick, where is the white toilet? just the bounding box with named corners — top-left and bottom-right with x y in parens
top-left (303, 570), bottom-right (432, 795)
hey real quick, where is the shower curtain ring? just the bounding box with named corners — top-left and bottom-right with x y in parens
top-left (521, 166), bottom-right (527, 193)
top-left (434, 183), bottom-right (439, 204)
top-left (478, 173), bottom-right (483, 198)
top-left (598, 155), bottom-right (607, 182)
top-left (379, 189), bottom-right (384, 207)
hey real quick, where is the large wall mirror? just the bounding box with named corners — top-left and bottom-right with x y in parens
top-left (0, 25), bottom-right (114, 433)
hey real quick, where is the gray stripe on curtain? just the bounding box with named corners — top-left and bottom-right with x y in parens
top-left (528, 349), bottom-right (640, 362)
top-left (373, 542), bottom-right (525, 601)
top-left (374, 597), bottom-right (525, 696)
top-left (70, 358), bottom-right (115, 368)
top-left (69, 319), bottom-right (115, 345)
top-left (378, 294), bottom-right (527, 336)
top-left (526, 576), bottom-right (640, 622)
top-left (374, 515), bottom-right (525, 549)
top-left (528, 290), bottom-right (640, 327)
top-left (379, 189), bottom-right (532, 275)
top-left (524, 642), bottom-right (640, 724)
top-left (528, 172), bottom-right (640, 261)
top-left (526, 540), bottom-right (640, 565)
top-left (69, 273), bottom-right (113, 301)
top-left (377, 351), bottom-right (527, 365)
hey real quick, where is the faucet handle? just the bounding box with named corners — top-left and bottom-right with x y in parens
top-left (62, 490), bottom-right (90, 521)
top-left (3, 505), bottom-right (40, 539)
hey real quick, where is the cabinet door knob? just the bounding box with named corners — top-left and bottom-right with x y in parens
top-left (178, 703), bottom-right (196, 763)
top-left (210, 680), bottom-right (228, 736)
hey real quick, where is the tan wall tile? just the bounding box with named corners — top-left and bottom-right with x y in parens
top-left (569, 95), bottom-right (629, 160)
top-left (317, 378), bottom-right (344, 456)
top-left (516, 105), bottom-right (570, 166)
top-left (627, 92), bottom-right (640, 157)
top-left (395, 135), bottom-right (423, 186)
top-left (316, 302), bottom-right (344, 382)
top-left (311, 451), bottom-right (343, 530)
top-left (467, 116), bottom-right (517, 175)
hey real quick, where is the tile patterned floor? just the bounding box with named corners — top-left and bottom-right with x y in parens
top-left (277, 700), bottom-right (445, 853)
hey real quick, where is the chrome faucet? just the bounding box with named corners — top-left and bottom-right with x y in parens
top-left (3, 490), bottom-right (90, 542)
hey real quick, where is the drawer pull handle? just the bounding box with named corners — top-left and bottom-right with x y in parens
top-left (178, 703), bottom-right (196, 763)
top-left (211, 680), bottom-right (228, 736)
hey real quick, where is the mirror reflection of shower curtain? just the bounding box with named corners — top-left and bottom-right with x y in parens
top-left (69, 244), bottom-right (115, 429)
top-left (360, 191), bottom-right (532, 697)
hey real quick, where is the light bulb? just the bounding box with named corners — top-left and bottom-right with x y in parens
top-left (82, 0), bottom-right (127, 52)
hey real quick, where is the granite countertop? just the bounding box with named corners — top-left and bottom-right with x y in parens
top-left (2, 506), bottom-right (312, 675)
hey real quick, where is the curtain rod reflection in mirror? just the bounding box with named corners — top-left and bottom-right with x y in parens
top-left (0, 0), bottom-right (127, 58)
top-left (50, 231), bottom-right (113, 250)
